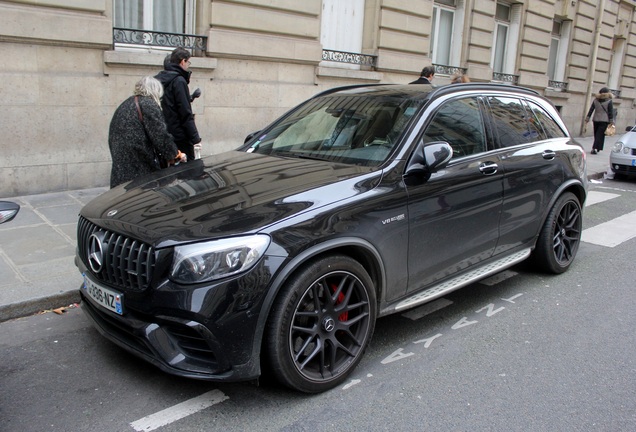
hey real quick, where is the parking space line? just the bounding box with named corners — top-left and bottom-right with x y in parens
top-left (130, 390), bottom-right (229, 432)
top-left (582, 210), bottom-right (636, 247)
top-left (585, 191), bottom-right (620, 207)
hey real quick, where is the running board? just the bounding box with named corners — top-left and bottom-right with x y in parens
top-left (394, 248), bottom-right (531, 312)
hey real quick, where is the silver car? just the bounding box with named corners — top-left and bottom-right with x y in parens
top-left (610, 126), bottom-right (636, 178)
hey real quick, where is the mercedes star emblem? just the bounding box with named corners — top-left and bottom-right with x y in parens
top-left (88, 233), bottom-right (105, 273)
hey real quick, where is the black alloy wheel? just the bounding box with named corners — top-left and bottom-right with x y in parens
top-left (266, 255), bottom-right (376, 393)
top-left (532, 192), bottom-right (582, 274)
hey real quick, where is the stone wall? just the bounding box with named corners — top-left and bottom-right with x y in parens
top-left (1, 0), bottom-right (636, 197)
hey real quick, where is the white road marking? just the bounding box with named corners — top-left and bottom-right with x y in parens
top-left (381, 348), bottom-right (414, 364)
top-left (451, 317), bottom-right (478, 330)
top-left (413, 333), bottom-right (442, 347)
top-left (342, 379), bottom-right (361, 390)
top-left (582, 210), bottom-right (636, 247)
top-left (401, 298), bottom-right (453, 320)
top-left (501, 293), bottom-right (523, 303)
top-left (585, 191), bottom-right (620, 207)
top-left (130, 390), bottom-right (229, 432)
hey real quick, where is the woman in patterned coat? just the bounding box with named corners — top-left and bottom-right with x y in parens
top-left (108, 76), bottom-right (186, 188)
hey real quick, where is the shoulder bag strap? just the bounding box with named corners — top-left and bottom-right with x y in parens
top-left (134, 96), bottom-right (143, 122)
top-left (134, 95), bottom-right (164, 165)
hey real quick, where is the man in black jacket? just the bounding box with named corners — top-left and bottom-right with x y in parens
top-left (410, 66), bottom-right (435, 85)
top-left (155, 47), bottom-right (202, 161)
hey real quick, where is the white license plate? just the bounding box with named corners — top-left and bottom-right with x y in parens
top-left (83, 275), bottom-right (124, 315)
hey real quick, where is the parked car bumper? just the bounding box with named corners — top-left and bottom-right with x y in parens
top-left (77, 256), bottom-right (275, 382)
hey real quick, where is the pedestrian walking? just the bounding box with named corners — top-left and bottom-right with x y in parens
top-left (410, 66), bottom-right (435, 85)
top-left (585, 87), bottom-right (614, 154)
top-left (155, 47), bottom-right (202, 161)
top-left (450, 73), bottom-right (470, 84)
top-left (108, 76), bottom-right (186, 188)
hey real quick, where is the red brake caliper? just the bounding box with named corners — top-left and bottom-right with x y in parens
top-left (331, 284), bottom-right (348, 321)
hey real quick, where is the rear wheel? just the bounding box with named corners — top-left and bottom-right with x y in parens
top-left (532, 192), bottom-right (582, 273)
top-left (266, 255), bottom-right (376, 393)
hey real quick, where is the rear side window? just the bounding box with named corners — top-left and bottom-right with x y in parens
top-left (525, 100), bottom-right (567, 138)
top-left (488, 96), bottom-right (545, 146)
top-left (423, 97), bottom-right (487, 158)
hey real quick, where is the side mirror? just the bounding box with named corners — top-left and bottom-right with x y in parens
top-left (0, 201), bottom-right (20, 224)
top-left (423, 142), bottom-right (453, 172)
top-left (626, 126), bottom-right (635, 132)
top-left (405, 141), bottom-right (453, 179)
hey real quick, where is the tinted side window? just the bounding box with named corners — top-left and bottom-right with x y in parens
top-left (423, 97), bottom-right (486, 158)
top-left (525, 100), bottom-right (567, 138)
top-left (488, 96), bottom-right (544, 146)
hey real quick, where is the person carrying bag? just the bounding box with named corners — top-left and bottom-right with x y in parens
top-left (108, 76), bottom-right (186, 188)
top-left (585, 87), bottom-right (614, 154)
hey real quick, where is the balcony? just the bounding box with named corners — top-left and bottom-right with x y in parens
top-left (492, 72), bottom-right (519, 85)
top-left (113, 27), bottom-right (207, 51)
top-left (433, 64), bottom-right (468, 76)
top-left (548, 80), bottom-right (568, 91)
top-left (609, 88), bottom-right (622, 98)
top-left (322, 49), bottom-right (377, 68)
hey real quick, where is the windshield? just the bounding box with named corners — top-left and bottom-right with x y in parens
top-left (246, 94), bottom-right (423, 166)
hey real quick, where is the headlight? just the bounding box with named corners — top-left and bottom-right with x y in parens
top-left (624, 146), bottom-right (632, 155)
top-left (171, 235), bottom-right (271, 284)
top-left (612, 142), bottom-right (624, 153)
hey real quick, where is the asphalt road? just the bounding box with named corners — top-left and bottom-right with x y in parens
top-left (1, 179), bottom-right (635, 432)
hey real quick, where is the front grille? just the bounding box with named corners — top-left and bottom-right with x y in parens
top-left (78, 216), bottom-right (155, 292)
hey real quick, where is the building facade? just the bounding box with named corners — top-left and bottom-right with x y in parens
top-left (1, 0), bottom-right (635, 196)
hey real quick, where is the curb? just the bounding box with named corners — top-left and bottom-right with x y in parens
top-left (0, 290), bottom-right (81, 323)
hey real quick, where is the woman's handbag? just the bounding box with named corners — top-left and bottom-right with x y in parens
top-left (605, 124), bottom-right (616, 136)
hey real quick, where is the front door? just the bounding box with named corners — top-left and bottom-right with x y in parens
top-left (406, 96), bottom-right (503, 292)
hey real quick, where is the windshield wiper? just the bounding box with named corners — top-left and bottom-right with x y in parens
top-left (273, 151), bottom-right (332, 162)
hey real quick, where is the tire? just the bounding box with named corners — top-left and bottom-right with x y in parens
top-left (266, 255), bottom-right (376, 393)
top-left (531, 192), bottom-right (582, 274)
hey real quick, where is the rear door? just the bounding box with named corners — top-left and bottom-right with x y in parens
top-left (485, 95), bottom-right (568, 255)
top-left (405, 96), bottom-right (503, 292)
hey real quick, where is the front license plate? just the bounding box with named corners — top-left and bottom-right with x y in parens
top-left (631, 159), bottom-right (636, 167)
top-left (83, 275), bottom-right (124, 315)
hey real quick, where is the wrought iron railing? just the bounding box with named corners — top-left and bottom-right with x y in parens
top-left (492, 72), bottom-right (520, 85)
top-left (548, 80), bottom-right (568, 91)
top-left (322, 49), bottom-right (377, 68)
top-left (609, 88), bottom-right (622, 98)
top-left (113, 27), bottom-right (207, 51)
top-left (433, 64), bottom-right (468, 76)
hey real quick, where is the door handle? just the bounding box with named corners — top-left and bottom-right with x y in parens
top-left (479, 162), bottom-right (498, 175)
top-left (542, 150), bottom-right (556, 160)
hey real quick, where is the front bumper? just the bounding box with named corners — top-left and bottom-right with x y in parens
top-left (77, 258), bottom-right (275, 382)
top-left (81, 289), bottom-right (239, 380)
top-left (610, 152), bottom-right (636, 177)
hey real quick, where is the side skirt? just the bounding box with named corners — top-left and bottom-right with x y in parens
top-left (388, 248), bottom-right (531, 313)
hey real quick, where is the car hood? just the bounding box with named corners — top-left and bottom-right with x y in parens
top-left (81, 151), bottom-right (381, 247)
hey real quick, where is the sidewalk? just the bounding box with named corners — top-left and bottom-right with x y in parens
top-left (0, 135), bottom-right (619, 322)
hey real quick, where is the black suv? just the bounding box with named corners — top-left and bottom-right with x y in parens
top-left (76, 83), bottom-right (587, 393)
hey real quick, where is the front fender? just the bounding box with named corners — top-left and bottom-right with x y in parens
top-left (248, 237), bottom-right (386, 372)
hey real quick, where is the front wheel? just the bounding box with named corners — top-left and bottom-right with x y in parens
top-left (266, 255), bottom-right (376, 393)
top-left (531, 192), bottom-right (582, 274)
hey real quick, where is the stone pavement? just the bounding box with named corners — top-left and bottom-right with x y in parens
top-left (0, 135), bottom-right (620, 322)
